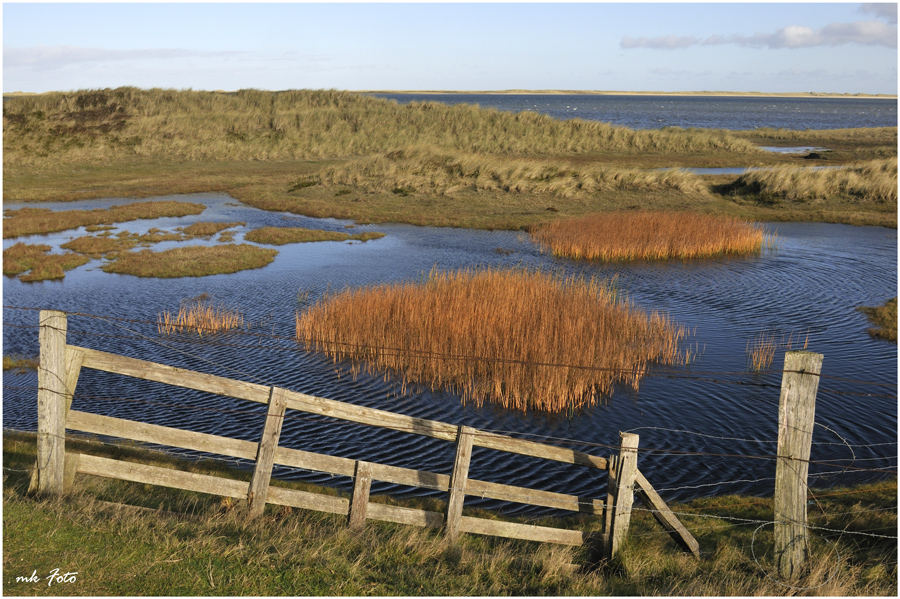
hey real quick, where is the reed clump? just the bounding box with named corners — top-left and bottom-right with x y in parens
top-left (101, 244), bottom-right (277, 278)
top-left (158, 299), bottom-right (245, 336)
top-left (531, 211), bottom-right (767, 262)
top-left (244, 226), bottom-right (385, 245)
top-left (296, 267), bottom-right (691, 412)
top-left (2, 200), bottom-right (206, 239)
top-left (178, 221), bottom-right (245, 238)
top-left (745, 330), bottom-right (809, 372)
top-left (315, 146), bottom-right (708, 198)
top-left (732, 158), bottom-right (898, 205)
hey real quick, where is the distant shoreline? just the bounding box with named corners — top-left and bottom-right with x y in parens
top-left (358, 90), bottom-right (898, 99)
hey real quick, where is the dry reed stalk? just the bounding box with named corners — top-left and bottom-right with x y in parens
top-left (296, 267), bottom-right (691, 412)
top-left (746, 330), bottom-right (810, 372)
top-left (158, 300), bottom-right (245, 336)
top-left (531, 211), bottom-right (767, 262)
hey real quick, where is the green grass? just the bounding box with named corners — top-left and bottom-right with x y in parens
top-left (858, 297), bottom-right (898, 342)
top-left (244, 226), bottom-right (385, 245)
top-left (3, 431), bottom-right (896, 596)
top-left (101, 244), bottom-right (278, 278)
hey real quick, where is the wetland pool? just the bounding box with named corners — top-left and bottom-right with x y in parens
top-left (3, 193), bottom-right (896, 516)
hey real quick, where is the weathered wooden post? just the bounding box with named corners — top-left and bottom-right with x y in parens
top-left (444, 425), bottom-right (475, 541)
top-left (34, 310), bottom-right (68, 496)
top-left (774, 350), bottom-right (823, 580)
top-left (606, 432), bottom-right (640, 559)
top-left (348, 461), bottom-right (373, 531)
top-left (247, 387), bottom-right (287, 517)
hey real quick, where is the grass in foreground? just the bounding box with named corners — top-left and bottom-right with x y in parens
top-left (244, 226), bottom-right (385, 245)
top-left (297, 267), bottom-right (691, 412)
top-left (3, 431), bottom-right (896, 596)
top-left (101, 244), bottom-right (277, 278)
top-left (530, 211), bottom-right (767, 262)
top-left (858, 297), bottom-right (898, 342)
top-left (2, 200), bottom-right (206, 239)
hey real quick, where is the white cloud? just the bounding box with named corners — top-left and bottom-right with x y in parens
top-left (622, 19), bottom-right (897, 50)
top-left (3, 45), bottom-right (244, 70)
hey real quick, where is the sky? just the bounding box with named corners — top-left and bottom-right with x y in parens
top-left (2, 2), bottom-right (898, 95)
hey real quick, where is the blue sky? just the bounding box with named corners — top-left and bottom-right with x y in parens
top-left (2, 2), bottom-right (898, 94)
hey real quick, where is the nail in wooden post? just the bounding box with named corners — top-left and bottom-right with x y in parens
top-left (34, 310), bottom-right (68, 496)
top-left (774, 351), bottom-right (823, 580)
top-left (248, 387), bottom-right (287, 517)
top-left (348, 461), bottom-right (373, 531)
top-left (609, 432), bottom-right (639, 559)
top-left (445, 425), bottom-right (475, 542)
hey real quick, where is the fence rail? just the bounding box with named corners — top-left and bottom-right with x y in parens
top-left (30, 310), bottom-right (700, 558)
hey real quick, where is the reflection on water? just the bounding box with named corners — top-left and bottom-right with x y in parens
top-left (3, 194), bottom-right (896, 515)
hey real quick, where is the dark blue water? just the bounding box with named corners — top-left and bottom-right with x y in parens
top-left (371, 94), bottom-right (898, 131)
top-left (3, 194), bottom-right (896, 516)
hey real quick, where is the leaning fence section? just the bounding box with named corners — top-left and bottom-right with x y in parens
top-left (30, 310), bottom-right (700, 559)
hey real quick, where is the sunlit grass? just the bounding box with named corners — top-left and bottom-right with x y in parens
top-left (2, 242), bottom-right (91, 282)
top-left (244, 226), bottom-right (385, 245)
top-left (297, 267), bottom-right (692, 412)
top-left (745, 330), bottom-right (809, 372)
top-left (101, 244), bottom-right (277, 278)
top-left (531, 211), bottom-right (768, 262)
top-left (158, 299), bottom-right (246, 336)
top-left (858, 297), bottom-right (898, 342)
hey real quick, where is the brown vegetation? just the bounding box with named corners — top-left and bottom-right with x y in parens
top-left (531, 212), bottom-right (767, 262)
top-left (244, 226), bottom-right (385, 245)
top-left (2, 200), bottom-right (206, 239)
top-left (296, 268), bottom-right (691, 412)
top-left (858, 297), bottom-right (898, 342)
top-left (178, 221), bottom-right (245, 237)
top-left (2, 242), bottom-right (90, 282)
top-left (158, 299), bottom-right (245, 336)
top-left (101, 244), bottom-right (277, 278)
top-left (745, 330), bottom-right (809, 372)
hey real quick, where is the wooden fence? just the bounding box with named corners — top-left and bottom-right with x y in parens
top-left (30, 310), bottom-right (699, 559)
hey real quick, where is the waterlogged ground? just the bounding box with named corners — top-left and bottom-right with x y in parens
top-left (3, 193), bottom-right (897, 515)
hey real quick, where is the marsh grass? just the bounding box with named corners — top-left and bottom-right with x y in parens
top-left (178, 221), bottom-right (244, 238)
top-left (2, 242), bottom-right (91, 282)
top-left (745, 330), bottom-right (809, 372)
top-left (296, 267), bottom-right (691, 412)
top-left (3, 431), bottom-right (896, 596)
top-left (158, 299), bottom-right (245, 336)
top-left (2, 200), bottom-right (206, 239)
top-left (244, 226), bottom-right (385, 245)
top-left (101, 244), bottom-right (277, 278)
top-left (531, 211), bottom-right (767, 262)
top-left (3, 355), bottom-right (39, 372)
top-left (315, 146), bottom-right (709, 198)
top-left (858, 297), bottom-right (898, 342)
top-left (731, 158), bottom-right (898, 206)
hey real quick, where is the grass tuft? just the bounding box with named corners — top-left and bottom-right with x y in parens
top-left (158, 299), bottom-right (245, 336)
top-left (858, 297), bottom-right (898, 342)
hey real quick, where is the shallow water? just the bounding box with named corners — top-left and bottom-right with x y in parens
top-left (3, 194), bottom-right (896, 515)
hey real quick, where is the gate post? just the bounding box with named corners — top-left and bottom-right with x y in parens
top-left (774, 350), bottom-right (823, 579)
top-left (33, 310), bottom-right (68, 496)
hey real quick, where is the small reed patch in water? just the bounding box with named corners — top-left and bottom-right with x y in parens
top-left (158, 300), bottom-right (246, 336)
top-left (296, 267), bottom-right (692, 413)
top-left (531, 211), bottom-right (768, 262)
top-left (746, 330), bottom-right (809, 372)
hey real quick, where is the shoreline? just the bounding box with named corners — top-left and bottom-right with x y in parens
top-left (357, 89), bottom-right (898, 99)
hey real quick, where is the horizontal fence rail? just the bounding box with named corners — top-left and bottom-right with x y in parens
top-left (31, 310), bottom-right (699, 558)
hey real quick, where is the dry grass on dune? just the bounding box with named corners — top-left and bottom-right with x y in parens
top-left (734, 158), bottom-right (898, 205)
top-left (296, 268), bottom-right (691, 412)
top-left (531, 211), bottom-right (767, 262)
top-left (314, 146), bottom-right (708, 198)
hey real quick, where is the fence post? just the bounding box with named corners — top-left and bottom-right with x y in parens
top-left (247, 387), bottom-right (287, 517)
top-left (34, 310), bottom-right (68, 496)
top-left (445, 425), bottom-right (475, 542)
top-left (348, 461), bottom-right (373, 531)
top-left (607, 432), bottom-right (639, 559)
top-left (774, 350), bottom-right (823, 580)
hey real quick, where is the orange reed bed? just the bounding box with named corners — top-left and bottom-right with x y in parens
top-left (296, 268), bottom-right (691, 413)
top-left (531, 211), bottom-right (767, 262)
top-left (158, 300), bottom-right (245, 336)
